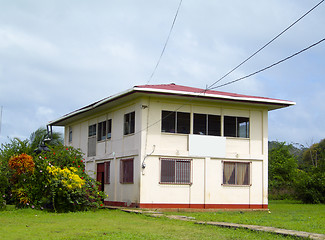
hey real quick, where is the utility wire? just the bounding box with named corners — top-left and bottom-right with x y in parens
top-left (210, 37), bottom-right (325, 89)
top-left (146, 0), bottom-right (183, 85)
top-left (207, 0), bottom-right (324, 90)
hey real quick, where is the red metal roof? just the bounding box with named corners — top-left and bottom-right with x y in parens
top-left (135, 83), bottom-right (293, 103)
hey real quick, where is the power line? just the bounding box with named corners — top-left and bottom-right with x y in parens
top-left (207, 0), bottom-right (324, 90)
top-left (146, 0), bottom-right (183, 85)
top-left (210, 37), bottom-right (325, 90)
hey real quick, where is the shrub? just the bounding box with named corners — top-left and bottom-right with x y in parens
top-left (294, 168), bottom-right (325, 204)
top-left (1, 141), bottom-right (106, 212)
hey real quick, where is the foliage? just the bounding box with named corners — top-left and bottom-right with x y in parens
top-left (29, 127), bottom-right (63, 152)
top-left (294, 168), bottom-right (325, 204)
top-left (268, 142), bottom-right (297, 199)
top-left (0, 132), bottom-right (105, 212)
top-left (8, 153), bottom-right (35, 175)
top-left (269, 140), bottom-right (325, 203)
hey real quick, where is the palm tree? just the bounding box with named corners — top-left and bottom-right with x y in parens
top-left (30, 127), bottom-right (63, 153)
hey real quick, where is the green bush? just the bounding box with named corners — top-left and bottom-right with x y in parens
top-left (0, 139), bottom-right (106, 212)
top-left (294, 168), bottom-right (325, 204)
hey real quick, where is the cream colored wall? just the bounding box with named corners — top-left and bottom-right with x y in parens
top-left (139, 96), bottom-right (268, 206)
top-left (63, 95), bottom-right (269, 207)
top-left (64, 99), bottom-right (145, 205)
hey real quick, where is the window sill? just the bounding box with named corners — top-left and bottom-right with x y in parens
top-left (159, 182), bottom-right (192, 185)
top-left (222, 184), bottom-right (251, 187)
top-left (161, 132), bottom-right (189, 136)
top-left (225, 137), bottom-right (250, 140)
top-left (123, 133), bottom-right (135, 137)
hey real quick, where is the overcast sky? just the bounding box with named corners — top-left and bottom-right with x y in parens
top-left (0, 0), bottom-right (324, 147)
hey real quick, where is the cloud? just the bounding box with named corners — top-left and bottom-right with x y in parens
top-left (0, 0), bottom-right (324, 146)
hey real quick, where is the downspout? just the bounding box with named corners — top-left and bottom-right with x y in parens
top-left (204, 157), bottom-right (207, 208)
top-left (113, 152), bottom-right (117, 202)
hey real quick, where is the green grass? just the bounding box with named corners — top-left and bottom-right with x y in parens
top-left (164, 200), bottom-right (325, 234)
top-left (0, 206), bottom-right (298, 240)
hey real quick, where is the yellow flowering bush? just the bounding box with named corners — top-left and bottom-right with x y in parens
top-left (47, 166), bottom-right (85, 190)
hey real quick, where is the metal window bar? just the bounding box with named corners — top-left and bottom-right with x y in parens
top-left (160, 158), bottom-right (192, 184)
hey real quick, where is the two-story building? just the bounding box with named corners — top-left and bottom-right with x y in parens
top-left (48, 83), bottom-right (295, 209)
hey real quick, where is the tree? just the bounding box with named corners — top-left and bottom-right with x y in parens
top-left (29, 127), bottom-right (63, 152)
top-left (268, 141), bottom-right (298, 199)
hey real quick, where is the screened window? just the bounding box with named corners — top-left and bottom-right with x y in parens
top-left (124, 112), bottom-right (135, 135)
top-left (104, 161), bottom-right (110, 184)
top-left (120, 158), bottom-right (133, 184)
top-left (161, 111), bottom-right (190, 134)
top-left (88, 124), bottom-right (97, 137)
top-left (223, 162), bottom-right (250, 185)
top-left (224, 116), bottom-right (249, 138)
top-left (160, 158), bottom-right (192, 184)
top-left (193, 114), bottom-right (221, 136)
top-left (98, 121), bottom-right (107, 141)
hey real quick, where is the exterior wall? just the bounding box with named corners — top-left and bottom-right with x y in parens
top-left (64, 98), bottom-right (145, 206)
top-left (63, 95), bottom-right (269, 209)
top-left (139, 96), bottom-right (268, 208)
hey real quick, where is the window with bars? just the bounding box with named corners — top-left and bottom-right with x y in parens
top-left (160, 158), bottom-right (192, 184)
top-left (223, 161), bottom-right (250, 186)
top-left (161, 111), bottom-right (190, 134)
top-left (124, 112), bottom-right (135, 135)
top-left (120, 158), bottom-right (134, 184)
top-left (224, 116), bottom-right (250, 138)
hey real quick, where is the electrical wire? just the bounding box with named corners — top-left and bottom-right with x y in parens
top-left (146, 0), bottom-right (183, 85)
top-left (210, 37), bottom-right (325, 89)
top-left (207, 0), bottom-right (324, 90)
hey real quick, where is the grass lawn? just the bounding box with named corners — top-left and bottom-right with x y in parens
top-left (164, 200), bottom-right (325, 234)
top-left (0, 206), bottom-right (298, 240)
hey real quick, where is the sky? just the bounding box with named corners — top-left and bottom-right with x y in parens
top-left (0, 0), bottom-right (324, 147)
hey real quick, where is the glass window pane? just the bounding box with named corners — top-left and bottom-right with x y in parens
top-left (130, 112), bottom-right (135, 134)
top-left (208, 115), bottom-right (221, 136)
top-left (223, 162), bottom-right (235, 184)
top-left (236, 162), bottom-right (250, 185)
top-left (237, 117), bottom-right (249, 138)
top-left (124, 112), bottom-right (135, 135)
top-left (177, 112), bottom-right (190, 134)
top-left (194, 113), bottom-right (207, 135)
top-left (224, 116), bottom-right (236, 137)
top-left (161, 111), bottom-right (176, 133)
top-left (107, 119), bottom-right (112, 139)
top-left (88, 124), bottom-right (96, 137)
